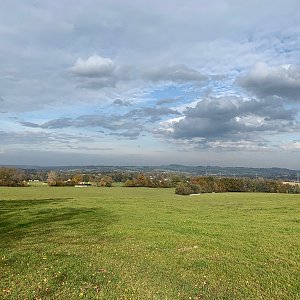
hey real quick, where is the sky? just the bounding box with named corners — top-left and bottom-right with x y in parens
top-left (1, 0), bottom-right (300, 168)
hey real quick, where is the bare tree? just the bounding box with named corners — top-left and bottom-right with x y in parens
top-left (47, 171), bottom-right (59, 186)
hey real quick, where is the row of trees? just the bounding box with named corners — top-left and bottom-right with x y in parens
top-left (175, 177), bottom-right (300, 195)
top-left (1, 168), bottom-right (299, 194)
top-left (45, 171), bottom-right (185, 188)
top-left (46, 171), bottom-right (113, 187)
top-left (123, 174), bottom-right (178, 188)
top-left (45, 170), bottom-right (141, 186)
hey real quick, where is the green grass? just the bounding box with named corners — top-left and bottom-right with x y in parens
top-left (0, 186), bottom-right (299, 299)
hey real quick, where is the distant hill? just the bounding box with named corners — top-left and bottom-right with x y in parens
top-left (2, 164), bottom-right (299, 181)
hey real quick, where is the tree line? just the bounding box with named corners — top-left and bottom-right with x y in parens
top-left (46, 171), bottom-right (113, 187)
top-left (1, 167), bottom-right (299, 194)
top-left (124, 174), bottom-right (173, 188)
top-left (175, 176), bottom-right (300, 195)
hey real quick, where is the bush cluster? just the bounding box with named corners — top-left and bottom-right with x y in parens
top-left (175, 182), bottom-right (201, 195)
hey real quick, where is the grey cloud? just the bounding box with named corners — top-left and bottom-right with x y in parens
top-left (237, 63), bottom-right (300, 101)
top-left (22, 107), bottom-right (179, 130)
top-left (109, 129), bottom-right (141, 140)
top-left (19, 121), bottom-right (40, 128)
top-left (113, 99), bottom-right (132, 106)
top-left (0, 130), bottom-right (93, 145)
top-left (76, 114), bottom-right (143, 132)
top-left (19, 106), bottom-right (179, 139)
top-left (20, 114), bottom-right (144, 136)
top-left (239, 97), bottom-right (296, 120)
top-left (185, 96), bottom-right (296, 121)
top-left (143, 65), bottom-right (207, 83)
top-left (125, 107), bottom-right (180, 122)
top-left (162, 95), bottom-right (299, 148)
top-left (20, 119), bottom-right (72, 129)
top-left (156, 98), bottom-right (180, 106)
top-left (74, 114), bottom-right (145, 140)
top-left (40, 118), bottom-right (74, 129)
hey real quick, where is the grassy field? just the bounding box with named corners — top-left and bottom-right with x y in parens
top-left (0, 186), bottom-right (299, 299)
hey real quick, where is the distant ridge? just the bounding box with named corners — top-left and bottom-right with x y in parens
top-left (1, 164), bottom-right (299, 180)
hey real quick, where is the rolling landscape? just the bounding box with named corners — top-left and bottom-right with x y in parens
top-left (5, 164), bottom-right (300, 180)
top-left (0, 166), bottom-right (300, 299)
top-left (1, 1), bottom-right (300, 299)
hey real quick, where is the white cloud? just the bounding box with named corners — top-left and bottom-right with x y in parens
top-left (235, 115), bottom-right (265, 127)
top-left (71, 55), bottom-right (115, 77)
top-left (159, 116), bottom-right (185, 133)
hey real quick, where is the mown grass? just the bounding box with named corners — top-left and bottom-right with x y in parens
top-left (0, 186), bottom-right (299, 299)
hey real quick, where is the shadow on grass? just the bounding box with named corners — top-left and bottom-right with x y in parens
top-left (0, 199), bottom-right (116, 247)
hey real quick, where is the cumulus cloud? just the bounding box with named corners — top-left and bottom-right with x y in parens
top-left (71, 55), bottom-right (115, 78)
top-left (160, 95), bottom-right (299, 149)
top-left (70, 55), bottom-right (207, 89)
top-left (237, 63), bottom-right (300, 101)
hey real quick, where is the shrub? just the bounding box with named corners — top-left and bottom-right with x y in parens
top-left (175, 182), bottom-right (201, 195)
